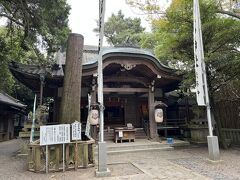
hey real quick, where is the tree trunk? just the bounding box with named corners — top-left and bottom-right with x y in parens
top-left (148, 87), bottom-right (158, 140)
top-left (60, 33), bottom-right (84, 124)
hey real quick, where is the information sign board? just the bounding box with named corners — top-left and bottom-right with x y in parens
top-left (40, 124), bottom-right (70, 146)
top-left (71, 121), bottom-right (81, 140)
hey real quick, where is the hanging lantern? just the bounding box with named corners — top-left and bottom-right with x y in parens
top-left (155, 108), bottom-right (163, 123)
top-left (89, 109), bottom-right (99, 125)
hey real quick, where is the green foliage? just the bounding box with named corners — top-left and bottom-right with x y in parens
top-left (139, 0), bottom-right (240, 99)
top-left (0, 0), bottom-right (71, 106)
top-left (0, 0), bottom-right (71, 55)
top-left (94, 10), bottom-right (145, 46)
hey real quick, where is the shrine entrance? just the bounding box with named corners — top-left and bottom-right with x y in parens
top-left (9, 46), bottom-right (182, 140)
top-left (103, 95), bottom-right (147, 128)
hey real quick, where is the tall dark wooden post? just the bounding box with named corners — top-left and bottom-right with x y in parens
top-left (148, 86), bottom-right (158, 140)
top-left (39, 72), bottom-right (45, 105)
top-left (60, 33), bottom-right (84, 124)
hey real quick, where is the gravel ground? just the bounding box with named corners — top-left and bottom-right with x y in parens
top-left (168, 147), bottom-right (240, 180)
top-left (0, 139), bottom-right (240, 180)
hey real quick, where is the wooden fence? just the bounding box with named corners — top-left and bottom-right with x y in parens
top-left (221, 128), bottom-right (240, 146)
top-left (28, 139), bottom-right (95, 172)
top-left (215, 100), bottom-right (240, 146)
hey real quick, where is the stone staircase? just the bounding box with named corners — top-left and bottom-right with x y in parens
top-left (95, 128), bottom-right (189, 154)
top-left (95, 139), bottom-right (174, 155)
top-left (106, 141), bottom-right (173, 154)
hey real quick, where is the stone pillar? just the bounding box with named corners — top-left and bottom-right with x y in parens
top-left (60, 33), bottom-right (84, 124)
top-left (148, 86), bottom-right (158, 140)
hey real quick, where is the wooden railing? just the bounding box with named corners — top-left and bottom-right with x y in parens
top-left (158, 118), bottom-right (187, 129)
top-left (222, 128), bottom-right (240, 146)
top-left (28, 138), bottom-right (95, 172)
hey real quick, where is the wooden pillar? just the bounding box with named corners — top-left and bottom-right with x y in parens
top-left (60, 33), bottom-right (84, 124)
top-left (148, 86), bottom-right (158, 140)
top-left (53, 88), bottom-right (61, 123)
top-left (39, 73), bottom-right (45, 105)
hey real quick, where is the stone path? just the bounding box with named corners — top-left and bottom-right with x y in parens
top-left (0, 139), bottom-right (240, 180)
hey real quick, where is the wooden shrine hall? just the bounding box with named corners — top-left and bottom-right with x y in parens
top-left (9, 45), bottom-right (183, 141)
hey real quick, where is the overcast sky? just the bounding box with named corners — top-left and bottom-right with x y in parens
top-left (67, 0), bottom-right (152, 46)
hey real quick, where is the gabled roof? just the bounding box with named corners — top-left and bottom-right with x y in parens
top-left (0, 92), bottom-right (26, 108)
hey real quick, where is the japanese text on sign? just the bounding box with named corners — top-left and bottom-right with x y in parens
top-left (40, 124), bottom-right (70, 146)
top-left (71, 121), bottom-right (81, 140)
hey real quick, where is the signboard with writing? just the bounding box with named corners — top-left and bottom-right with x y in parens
top-left (71, 121), bottom-right (81, 140)
top-left (40, 124), bottom-right (70, 146)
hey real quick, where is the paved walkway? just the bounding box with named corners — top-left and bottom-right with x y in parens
top-left (0, 139), bottom-right (239, 180)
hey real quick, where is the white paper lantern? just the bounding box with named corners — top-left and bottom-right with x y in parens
top-left (155, 108), bottom-right (163, 123)
top-left (89, 109), bottom-right (99, 125)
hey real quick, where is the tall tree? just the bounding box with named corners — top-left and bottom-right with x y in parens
top-left (0, 0), bottom-right (71, 55)
top-left (94, 10), bottom-right (145, 46)
top-left (136, 0), bottom-right (240, 100)
top-left (127, 0), bottom-right (240, 19)
top-left (0, 0), bottom-right (71, 104)
top-left (217, 0), bottom-right (240, 19)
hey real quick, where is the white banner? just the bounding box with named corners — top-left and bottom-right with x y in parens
top-left (193, 0), bottom-right (206, 106)
top-left (40, 124), bottom-right (70, 146)
top-left (71, 121), bottom-right (81, 140)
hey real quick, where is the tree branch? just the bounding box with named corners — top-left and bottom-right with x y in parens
top-left (0, 13), bottom-right (24, 26)
top-left (217, 10), bottom-right (240, 20)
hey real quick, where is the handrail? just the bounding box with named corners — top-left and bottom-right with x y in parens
top-left (158, 118), bottom-right (187, 127)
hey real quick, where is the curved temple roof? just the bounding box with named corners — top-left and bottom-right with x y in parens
top-left (9, 46), bottom-right (182, 94)
top-left (82, 46), bottom-right (175, 73)
top-left (0, 91), bottom-right (26, 108)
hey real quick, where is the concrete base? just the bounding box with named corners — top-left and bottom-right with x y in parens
top-left (97, 141), bottom-right (111, 177)
top-left (207, 159), bottom-right (224, 164)
top-left (207, 136), bottom-right (220, 161)
top-left (95, 168), bottom-right (111, 177)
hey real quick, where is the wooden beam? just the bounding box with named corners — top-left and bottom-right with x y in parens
top-left (104, 76), bottom-right (149, 87)
top-left (103, 88), bottom-right (148, 93)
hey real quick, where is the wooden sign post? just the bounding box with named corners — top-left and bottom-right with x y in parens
top-left (40, 124), bottom-right (70, 173)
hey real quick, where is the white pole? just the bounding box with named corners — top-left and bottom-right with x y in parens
top-left (46, 145), bottom-right (48, 174)
top-left (98, 0), bottom-right (106, 143)
top-left (63, 143), bottom-right (65, 172)
top-left (193, 0), bottom-right (220, 161)
top-left (96, 0), bottom-right (110, 176)
top-left (193, 0), bottom-right (213, 136)
top-left (30, 94), bottom-right (37, 143)
top-left (202, 56), bottom-right (213, 136)
top-left (45, 130), bottom-right (48, 174)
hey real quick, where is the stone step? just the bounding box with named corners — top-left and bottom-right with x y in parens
top-left (107, 142), bottom-right (171, 151)
top-left (107, 146), bottom-right (173, 155)
top-left (95, 145), bottom-right (173, 155)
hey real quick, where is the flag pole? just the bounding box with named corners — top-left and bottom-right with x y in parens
top-left (193, 0), bottom-right (220, 161)
top-left (30, 94), bottom-right (37, 143)
top-left (96, 0), bottom-right (111, 177)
